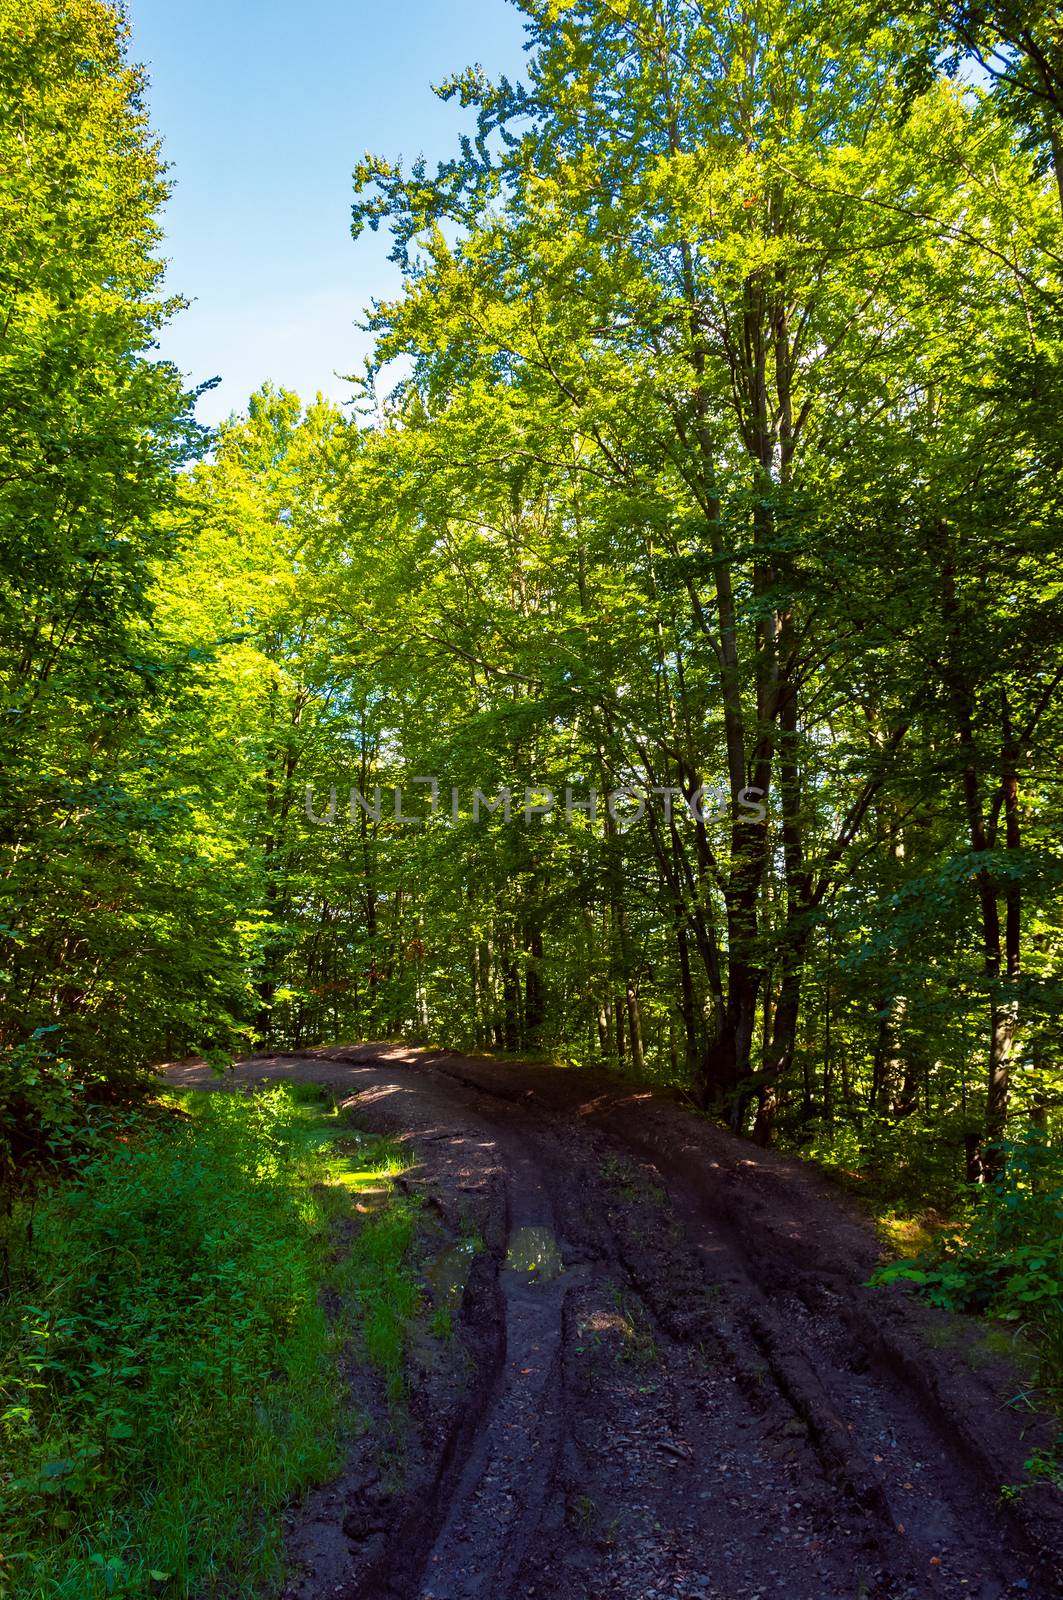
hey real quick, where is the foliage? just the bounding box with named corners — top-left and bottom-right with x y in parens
top-left (0, 0), bottom-right (236, 1126)
top-left (873, 1130), bottom-right (1063, 1396)
top-left (874, 1131), bottom-right (1063, 1313)
top-left (784, 1110), bottom-right (971, 1214)
top-left (0, 1034), bottom-right (81, 1181)
top-left (2, 0), bottom-right (1063, 1345)
top-left (897, 0), bottom-right (1063, 209)
top-left (89, 0), bottom-right (1059, 1188)
top-left (0, 1085), bottom-right (415, 1599)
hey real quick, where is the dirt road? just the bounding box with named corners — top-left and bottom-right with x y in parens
top-left (162, 1045), bottom-right (1063, 1600)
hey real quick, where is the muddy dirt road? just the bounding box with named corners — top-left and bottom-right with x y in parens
top-left (163, 1045), bottom-right (1063, 1600)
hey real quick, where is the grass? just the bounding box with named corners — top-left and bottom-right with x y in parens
top-left (875, 1208), bottom-right (957, 1257)
top-left (333, 1186), bottom-right (420, 1401)
top-left (0, 1082), bottom-right (420, 1599)
top-left (429, 1305), bottom-right (454, 1341)
top-left (610, 1287), bottom-right (658, 1366)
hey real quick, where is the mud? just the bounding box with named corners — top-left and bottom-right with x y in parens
top-left (161, 1044), bottom-right (1063, 1600)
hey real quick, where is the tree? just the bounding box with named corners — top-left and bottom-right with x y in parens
top-left (0, 0), bottom-right (206, 1145)
top-left (349, 0), bottom-right (1061, 1144)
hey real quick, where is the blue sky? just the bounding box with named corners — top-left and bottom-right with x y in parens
top-left (127, 0), bottom-right (528, 424)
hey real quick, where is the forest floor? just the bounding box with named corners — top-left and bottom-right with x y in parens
top-left (161, 1045), bottom-right (1063, 1600)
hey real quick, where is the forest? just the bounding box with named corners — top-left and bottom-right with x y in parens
top-left (2, 1), bottom-right (1063, 1597)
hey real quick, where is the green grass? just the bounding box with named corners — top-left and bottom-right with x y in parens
top-left (0, 1082), bottom-right (419, 1599)
top-left (429, 1304), bottom-right (454, 1341)
top-left (333, 1189), bottom-right (421, 1401)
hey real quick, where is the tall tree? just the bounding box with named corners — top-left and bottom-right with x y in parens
top-left (0, 0), bottom-right (206, 1125)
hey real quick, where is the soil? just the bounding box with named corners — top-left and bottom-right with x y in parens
top-left (161, 1044), bottom-right (1063, 1600)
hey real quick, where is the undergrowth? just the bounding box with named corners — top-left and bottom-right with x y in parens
top-left (0, 1082), bottom-right (418, 1599)
top-left (872, 1128), bottom-right (1063, 1488)
top-left (781, 1110), bottom-right (969, 1216)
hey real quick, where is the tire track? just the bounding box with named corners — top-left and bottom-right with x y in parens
top-left (162, 1047), bottom-right (1055, 1600)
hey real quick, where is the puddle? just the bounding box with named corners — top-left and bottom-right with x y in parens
top-left (427, 1237), bottom-right (480, 1304)
top-left (504, 1225), bottom-right (564, 1282)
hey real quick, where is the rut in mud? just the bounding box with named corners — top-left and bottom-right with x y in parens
top-left (163, 1046), bottom-right (1063, 1600)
